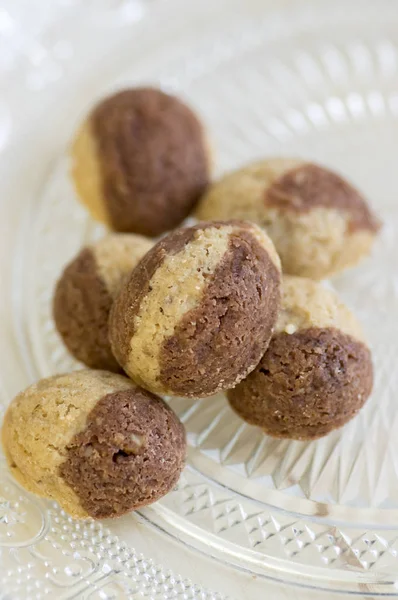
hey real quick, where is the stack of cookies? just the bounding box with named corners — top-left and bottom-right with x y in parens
top-left (2, 87), bottom-right (380, 519)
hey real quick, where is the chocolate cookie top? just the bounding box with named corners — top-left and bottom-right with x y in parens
top-left (266, 163), bottom-right (380, 233)
top-left (59, 386), bottom-right (186, 519)
top-left (228, 276), bottom-right (373, 440)
top-left (72, 88), bottom-right (211, 237)
top-left (196, 159), bottom-right (381, 279)
top-left (3, 370), bottom-right (186, 519)
top-left (229, 327), bottom-right (373, 440)
top-left (53, 234), bottom-right (152, 371)
top-left (110, 220), bottom-right (281, 397)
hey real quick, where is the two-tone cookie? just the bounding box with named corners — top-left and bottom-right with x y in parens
top-left (228, 276), bottom-right (374, 440)
top-left (72, 88), bottom-right (211, 237)
top-left (196, 159), bottom-right (381, 279)
top-left (109, 221), bottom-right (282, 398)
top-left (53, 233), bottom-right (153, 371)
top-left (2, 370), bottom-right (186, 519)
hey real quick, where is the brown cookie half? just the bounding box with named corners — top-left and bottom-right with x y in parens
top-left (109, 220), bottom-right (282, 398)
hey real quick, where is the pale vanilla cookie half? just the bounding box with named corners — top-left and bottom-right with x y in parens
top-left (71, 88), bottom-right (211, 237)
top-left (196, 159), bottom-right (381, 279)
top-left (228, 276), bottom-right (373, 440)
top-left (109, 220), bottom-right (282, 398)
top-left (2, 370), bottom-right (186, 519)
top-left (53, 233), bottom-right (153, 372)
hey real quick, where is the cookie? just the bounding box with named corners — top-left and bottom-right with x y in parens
top-left (53, 233), bottom-right (153, 372)
top-left (196, 159), bottom-right (381, 279)
top-left (228, 276), bottom-right (373, 440)
top-left (2, 370), bottom-right (186, 519)
top-left (71, 88), bottom-right (210, 237)
top-left (109, 220), bottom-right (282, 398)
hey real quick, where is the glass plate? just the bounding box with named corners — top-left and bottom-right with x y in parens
top-left (1, 0), bottom-right (398, 595)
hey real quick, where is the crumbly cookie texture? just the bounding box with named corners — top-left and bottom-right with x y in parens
top-left (2, 370), bottom-right (186, 519)
top-left (275, 275), bottom-right (365, 341)
top-left (196, 158), bottom-right (381, 279)
top-left (109, 220), bottom-right (282, 398)
top-left (228, 276), bottom-right (374, 440)
top-left (53, 233), bottom-right (153, 371)
top-left (71, 87), bottom-right (211, 237)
